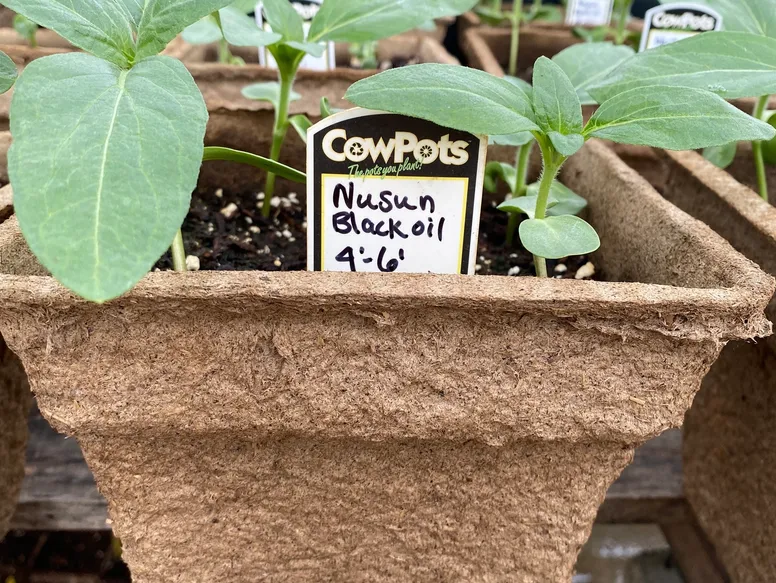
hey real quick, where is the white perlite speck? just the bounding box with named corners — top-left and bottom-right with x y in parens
top-left (185, 256), bottom-right (200, 272)
top-left (555, 263), bottom-right (568, 274)
top-left (508, 266), bottom-right (521, 276)
top-left (575, 262), bottom-right (595, 280)
top-left (220, 203), bottom-right (239, 219)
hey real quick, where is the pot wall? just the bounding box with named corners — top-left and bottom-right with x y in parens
top-left (0, 141), bottom-right (771, 581)
top-left (614, 145), bottom-right (776, 582)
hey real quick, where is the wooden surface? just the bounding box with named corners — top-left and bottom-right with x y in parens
top-left (11, 410), bottom-right (683, 532)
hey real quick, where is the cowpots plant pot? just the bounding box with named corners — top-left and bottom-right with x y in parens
top-left (0, 140), bottom-right (772, 582)
top-left (615, 143), bottom-right (776, 582)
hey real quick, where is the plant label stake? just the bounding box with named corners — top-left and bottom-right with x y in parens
top-left (565, 0), bottom-right (614, 27)
top-left (256, 0), bottom-right (335, 70)
top-left (307, 109), bottom-right (486, 275)
top-left (639, 3), bottom-right (722, 52)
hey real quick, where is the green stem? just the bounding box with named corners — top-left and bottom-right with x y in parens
top-left (261, 61), bottom-right (298, 218)
top-left (212, 11), bottom-right (233, 64)
top-left (615, 0), bottom-right (631, 45)
top-left (171, 230), bottom-right (187, 272)
top-left (506, 142), bottom-right (533, 246)
top-left (753, 94), bottom-right (771, 202)
top-left (533, 140), bottom-right (565, 278)
top-left (508, 0), bottom-right (523, 77)
top-left (29, 32), bottom-right (37, 49)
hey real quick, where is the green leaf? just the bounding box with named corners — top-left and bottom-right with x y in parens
top-left (241, 81), bottom-right (301, 109)
top-left (9, 53), bottom-right (207, 303)
top-left (287, 41), bottom-right (326, 57)
top-left (473, 5), bottom-right (505, 25)
top-left (346, 64), bottom-right (538, 137)
top-left (532, 57), bottom-right (583, 154)
top-left (321, 97), bottom-right (342, 119)
top-left (484, 162), bottom-right (517, 193)
top-left (289, 115), bottom-right (313, 144)
top-left (703, 142), bottom-right (738, 169)
top-left (504, 75), bottom-right (532, 100)
top-left (182, 16), bottom-right (223, 45)
top-left (589, 32), bottom-right (776, 103)
top-left (1, 0), bottom-right (137, 67)
top-left (13, 14), bottom-right (39, 44)
top-left (498, 195), bottom-right (547, 219)
top-left (309, 0), bottom-right (479, 43)
top-left (526, 5), bottom-right (563, 23)
top-left (202, 147), bottom-right (307, 183)
top-left (262, 0), bottom-right (305, 42)
top-left (490, 132), bottom-right (534, 146)
top-left (526, 180), bottom-right (588, 216)
top-left (552, 42), bottom-right (635, 105)
top-left (573, 26), bottom-right (608, 43)
top-left (135, 0), bottom-right (236, 62)
top-left (0, 52), bottom-right (18, 95)
top-left (584, 86), bottom-right (776, 150)
top-left (520, 215), bottom-right (600, 259)
top-left (219, 5), bottom-right (281, 47)
top-left (231, 0), bottom-right (258, 13)
top-left (677, 0), bottom-right (776, 38)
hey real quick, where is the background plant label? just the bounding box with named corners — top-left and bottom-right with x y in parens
top-left (565, 0), bottom-right (614, 26)
top-left (307, 109), bottom-right (486, 275)
top-left (639, 3), bottom-right (722, 52)
top-left (255, 0), bottom-right (335, 71)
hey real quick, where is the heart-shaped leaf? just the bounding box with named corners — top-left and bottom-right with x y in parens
top-left (309, 0), bottom-right (479, 43)
top-left (484, 162), bottom-right (517, 193)
top-left (241, 81), bottom-right (301, 109)
top-left (703, 142), bottom-right (738, 169)
top-left (526, 180), bottom-right (588, 216)
top-left (0, 51), bottom-right (18, 95)
top-left (552, 42), bottom-right (635, 105)
top-left (489, 132), bottom-right (534, 147)
top-left (584, 85), bottom-right (776, 149)
top-left (346, 63), bottom-right (538, 137)
top-left (520, 215), bottom-right (600, 259)
top-left (2, 0), bottom-right (137, 67)
top-left (589, 32), bottom-right (776, 102)
top-left (10, 53), bottom-right (207, 303)
top-left (220, 6), bottom-right (281, 46)
top-left (498, 195), bottom-right (553, 219)
top-left (532, 57), bottom-right (583, 152)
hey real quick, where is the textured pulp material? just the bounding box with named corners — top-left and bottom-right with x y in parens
top-left (636, 148), bottom-right (776, 582)
top-left (0, 188), bottom-right (30, 540)
top-left (0, 141), bottom-right (772, 582)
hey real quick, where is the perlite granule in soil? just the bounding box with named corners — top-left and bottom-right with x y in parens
top-left (156, 184), bottom-right (598, 279)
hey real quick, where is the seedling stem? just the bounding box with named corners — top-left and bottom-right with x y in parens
top-left (508, 0), bottom-right (524, 77)
top-left (534, 137), bottom-right (566, 278)
top-left (506, 141), bottom-right (533, 245)
top-left (753, 94), bottom-right (771, 201)
top-left (171, 230), bottom-right (187, 272)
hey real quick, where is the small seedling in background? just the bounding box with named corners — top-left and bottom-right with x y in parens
top-left (238, 0), bottom-right (479, 219)
top-left (486, 43), bottom-right (633, 247)
top-left (182, 0), bottom-right (267, 64)
top-left (573, 0), bottom-right (635, 46)
top-left (592, 0), bottom-right (776, 202)
top-left (346, 43), bottom-right (774, 277)
top-left (13, 14), bottom-right (38, 48)
top-left (474, 0), bottom-right (563, 77)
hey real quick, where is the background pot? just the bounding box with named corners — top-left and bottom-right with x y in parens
top-left (0, 140), bottom-right (771, 582)
top-left (614, 144), bottom-right (776, 582)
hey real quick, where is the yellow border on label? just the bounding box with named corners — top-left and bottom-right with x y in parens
top-left (320, 174), bottom-right (470, 273)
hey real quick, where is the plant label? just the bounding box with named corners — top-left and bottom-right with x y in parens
top-left (255, 0), bottom-right (336, 71)
top-left (639, 3), bottom-right (722, 52)
top-left (565, 0), bottom-right (614, 26)
top-left (307, 109), bottom-right (487, 275)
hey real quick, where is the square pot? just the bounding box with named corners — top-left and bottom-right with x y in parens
top-left (0, 140), bottom-right (771, 581)
top-left (614, 144), bottom-right (776, 582)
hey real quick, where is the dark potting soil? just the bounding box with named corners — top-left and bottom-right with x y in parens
top-left (156, 186), bottom-right (598, 280)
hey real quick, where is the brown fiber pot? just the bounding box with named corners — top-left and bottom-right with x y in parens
top-left (0, 140), bottom-right (772, 581)
top-left (0, 139), bottom-right (30, 540)
top-left (615, 144), bottom-right (776, 582)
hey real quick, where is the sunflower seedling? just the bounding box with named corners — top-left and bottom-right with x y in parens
top-left (237, 0), bottom-right (479, 218)
top-left (593, 0), bottom-right (776, 201)
top-left (346, 44), bottom-right (775, 277)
